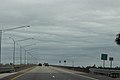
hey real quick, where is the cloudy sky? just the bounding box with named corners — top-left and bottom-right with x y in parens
top-left (0, 0), bottom-right (120, 67)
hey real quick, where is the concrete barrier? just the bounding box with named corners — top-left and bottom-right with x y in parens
top-left (0, 64), bottom-right (37, 73)
top-left (51, 65), bottom-right (90, 73)
top-left (89, 68), bottom-right (120, 78)
top-left (0, 67), bottom-right (14, 73)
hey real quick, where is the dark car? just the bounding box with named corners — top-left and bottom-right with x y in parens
top-left (38, 63), bottom-right (42, 66)
top-left (43, 63), bottom-right (49, 66)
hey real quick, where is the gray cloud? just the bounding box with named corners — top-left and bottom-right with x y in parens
top-left (0, 0), bottom-right (120, 67)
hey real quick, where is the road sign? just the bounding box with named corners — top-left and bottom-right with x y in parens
top-left (59, 61), bottom-right (61, 63)
top-left (64, 60), bottom-right (66, 63)
top-left (115, 33), bottom-right (120, 45)
top-left (109, 57), bottom-right (114, 68)
top-left (109, 57), bottom-right (113, 61)
top-left (101, 54), bottom-right (108, 60)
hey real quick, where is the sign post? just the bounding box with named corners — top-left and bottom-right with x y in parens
top-left (109, 57), bottom-right (113, 68)
top-left (64, 60), bottom-right (66, 66)
top-left (101, 54), bottom-right (108, 68)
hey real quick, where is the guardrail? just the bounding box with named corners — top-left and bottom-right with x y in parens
top-left (89, 68), bottom-right (120, 78)
top-left (0, 64), bottom-right (37, 73)
top-left (0, 67), bottom-right (14, 73)
top-left (51, 65), bottom-right (90, 73)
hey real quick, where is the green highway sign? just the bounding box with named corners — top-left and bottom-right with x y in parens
top-left (109, 57), bottom-right (114, 61)
top-left (101, 54), bottom-right (108, 60)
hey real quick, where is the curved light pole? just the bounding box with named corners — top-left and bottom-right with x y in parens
top-left (9, 37), bottom-right (16, 65)
top-left (22, 45), bottom-right (36, 64)
top-left (24, 47), bottom-right (45, 65)
top-left (19, 43), bottom-right (35, 65)
top-left (0, 25), bottom-right (30, 65)
top-left (25, 48), bottom-right (38, 63)
top-left (16, 38), bottom-right (34, 65)
top-left (0, 30), bottom-right (2, 65)
top-left (9, 37), bottom-right (34, 65)
top-left (27, 52), bottom-right (38, 64)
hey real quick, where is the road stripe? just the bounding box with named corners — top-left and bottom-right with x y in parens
top-left (10, 67), bottom-right (34, 80)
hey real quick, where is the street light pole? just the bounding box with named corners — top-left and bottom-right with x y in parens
top-left (19, 43), bottom-right (35, 65)
top-left (20, 46), bottom-right (22, 65)
top-left (3, 25), bottom-right (30, 32)
top-left (17, 38), bottom-right (34, 65)
top-left (9, 37), bottom-right (34, 65)
top-left (24, 48), bottom-right (35, 64)
top-left (0, 30), bottom-right (2, 65)
top-left (27, 52), bottom-right (38, 64)
top-left (25, 50), bottom-right (27, 64)
top-left (0, 25), bottom-right (30, 65)
top-left (13, 40), bottom-right (15, 65)
top-left (9, 37), bottom-right (16, 65)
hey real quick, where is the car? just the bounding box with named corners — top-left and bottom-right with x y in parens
top-left (43, 63), bottom-right (49, 66)
top-left (38, 63), bottom-right (42, 66)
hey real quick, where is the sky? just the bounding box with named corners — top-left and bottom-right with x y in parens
top-left (0, 0), bottom-right (120, 67)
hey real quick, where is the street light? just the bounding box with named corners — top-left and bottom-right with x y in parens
top-left (18, 43), bottom-right (35, 65)
top-left (0, 25), bottom-right (30, 65)
top-left (3, 25), bottom-right (30, 32)
top-left (16, 38), bottom-right (34, 42)
top-left (0, 30), bottom-right (2, 65)
top-left (22, 45), bottom-right (36, 64)
top-left (9, 37), bottom-right (15, 65)
top-left (27, 52), bottom-right (38, 64)
top-left (25, 47), bottom-right (39, 64)
top-left (9, 37), bottom-right (33, 65)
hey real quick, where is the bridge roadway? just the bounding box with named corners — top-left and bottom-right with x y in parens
top-left (0, 66), bottom-right (118, 80)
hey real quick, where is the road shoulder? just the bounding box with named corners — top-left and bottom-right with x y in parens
top-left (0, 66), bottom-right (36, 80)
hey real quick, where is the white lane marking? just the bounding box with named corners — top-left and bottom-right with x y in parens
top-left (51, 67), bottom-right (99, 80)
top-left (52, 75), bottom-right (55, 78)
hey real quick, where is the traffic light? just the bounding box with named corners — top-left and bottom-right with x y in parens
top-left (64, 60), bottom-right (66, 63)
top-left (115, 33), bottom-right (120, 45)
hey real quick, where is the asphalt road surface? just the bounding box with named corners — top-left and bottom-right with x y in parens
top-left (0, 66), bottom-right (120, 80)
top-left (1, 66), bottom-right (118, 80)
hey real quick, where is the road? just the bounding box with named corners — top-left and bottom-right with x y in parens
top-left (0, 66), bottom-right (117, 80)
top-left (1, 66), bottom-right (98, 80)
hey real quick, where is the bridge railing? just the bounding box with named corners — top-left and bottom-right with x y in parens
top-left (89, 68), bottom-right (120, 78)
top-left (0, 64), bottom-right (37, 73)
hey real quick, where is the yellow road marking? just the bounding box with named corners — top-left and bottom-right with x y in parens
top-left (10, 67), bottom-right (34, 80)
